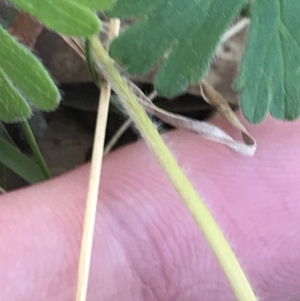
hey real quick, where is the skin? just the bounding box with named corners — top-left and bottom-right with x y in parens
top-left (0, 112), bottom-right (300, 301)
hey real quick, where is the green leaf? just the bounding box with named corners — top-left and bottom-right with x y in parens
top-left (0, 137), bottom-right (46, 183)
top-left (235, 0), bottom-right (300, 123)
top-left (0, 68), bottom-right (31, 122)
top-left (8, 0), bottom-right (100, 37)
top-left (0, 25), bottom-right (60, 111)
top-left (108, 0), bottom-right (246, 97)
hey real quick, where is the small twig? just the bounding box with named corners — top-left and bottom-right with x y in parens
top-left (75, 19), bottom-right (120, 301)
top-left (103, 118), bottom-right (132, 155)
top-left (0, 123), bottom-right (18, 147)
top-left (104, 90), bottom-right (158, 155)
top-left (20, 120), bottom-right (51, 179)
top-left (75, 83), bottom-right (111, 301)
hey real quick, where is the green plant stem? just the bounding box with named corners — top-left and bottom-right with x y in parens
top-left (21, 120), bottom-right (51, 179)
top-left (85, 38), bottom-right (100, 89)
top-left (91, 36), bottom-right (257, 301)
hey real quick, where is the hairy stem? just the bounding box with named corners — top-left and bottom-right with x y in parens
top-left (91, 36), bottom-right (257, 301)
top-left (20, 120), bottom-right (51, 179)
top-left (104, 90), bottom-right (158, 155)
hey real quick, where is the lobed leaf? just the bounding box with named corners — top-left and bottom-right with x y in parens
top-left (0, 137), bottom-right (46, 183)
top-left (0, 68), bottom-right (31, 122)
top-left (107, 0), bottom-right (246, 97)
top-left (8, 0), bottom-right (100, 36)
top-left (0, 25), bottom-right (60, 111)
top-left (235, 0), bottom-right (300, 123)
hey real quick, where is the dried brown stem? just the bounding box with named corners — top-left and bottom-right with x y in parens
top-left (75, 19), bottom-right (120, 301)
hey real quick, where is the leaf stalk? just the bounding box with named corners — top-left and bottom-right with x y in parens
top-left (20, 120), bottom-right (51, 179)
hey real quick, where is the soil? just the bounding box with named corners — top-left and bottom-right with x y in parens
top-left (2, 21), bottom-right (248, 190)
top-left (4, 82), bottom-right (216, 191)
